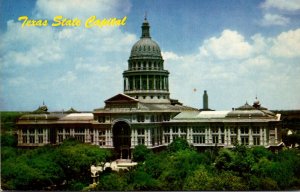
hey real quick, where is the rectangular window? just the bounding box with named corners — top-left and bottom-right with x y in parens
top-left (181, 128), bottom-right (187, 133)
top-left (213, 136), bottom-right (218, 144)
top-left (164, 127), bottom-right (170, 133)
top-left (164, 135), bottom-right (170, 144)
top-left (138, 129), bottom-right (145, 135)
top-left (193, 127), bottom-right (205, 133)
top-left (138, 137), bottom-right (145, 145)
top-left (38, 128), bottom-right (43, 134)
top-left (22, 136), bottom-right (27, 143)
top-left (173, 127), bottom-right (178, 133)
top-left (29, 129), bottom-right (35, 134)
top-left (98, 116), bottom-right (105, 123)
top-left (137, 115), bottom-right (145, 122)
top-left (58, 135), bottom-right (63, 143)
top-left (75, 135), bottom-right (85, 142)
top-left (231, 127), bottom-right (237, 134)
top-left (99, 130), bottom-right (105, 136)
top-left (38, 136), bottom-right (43, 143)
top-left (253, 136), bottom-right (260, 145)
top-left (193, 136), bottom-right (205, 144)
top-left (221, 136), bottom-right (225, 144)
top-left (241, 127), bottom-right (249, 134)
top-left (22, 128), bottom-right (27, 134)
top-left (241, 136), bottom-right (249, 145)
top-left (252, 127), bottom-right (260, 134)
top-left (29, 136), bottom-right (35, 143)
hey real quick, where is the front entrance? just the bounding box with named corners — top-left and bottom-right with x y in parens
top-left (112, 121), bottom-right (131, 159)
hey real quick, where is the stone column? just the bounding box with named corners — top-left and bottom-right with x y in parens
top-left (228, 128), bottom-right (231, 145)
top-left (85, 128), bottom-right (89, 143)
top-left (162, 128), bottom-right (165, 144)
top-left (71, 128), bottom-right (75, 137)
top-left (109, 129), bottom-right (113, 146)
top-left (133, 76), bottom-right (135, 90)
top-left (218, 127), bottom-right (221, 144)
top-left (204, 128), bottom-right (207, 144)
top-left (147, 75), bottom-right (149, 90)
top-left (148, 128), bottom-right (151, 146)
top-left (131, 128), bottom-right (135, 147)
top-left (139, 75), bottom-right (142, 90)
top-left (45, 128), bottom-right (48, 144)
top-left (224, 128), bottom-right (227, 145)
top-left (170, 127), bottom-right (173, 143)
top-left (263, 128), bottom-right (267, 146)
top-left (153, 75), bottom-right (156, 90)
top-left (275, 127), bottom-right (278, 144)
top-left (208, 127), bottom-right (212, 144)
top-left (166, 77), bottom-right (169, 91)
top-left (237, 127), bottom-right (241, 144)
top-left (260, 127), bottom-right (263, 145)
top-left (249, 127), bottom-right (253, 146)
top-left (187, 127), bottom-right (191, 144)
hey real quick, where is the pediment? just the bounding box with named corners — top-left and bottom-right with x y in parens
top-left (105, 93), bottom-right (138, 104)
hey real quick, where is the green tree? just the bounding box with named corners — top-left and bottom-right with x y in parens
top-left (97, 172), bottom-right (128, 191)
top-left (132, 144), bottom-right (153, 162)
top-left (129, 169), bottom-right (161, 190)
top-left (214, 148), bottom-right (234, 170)
top-left (211, 171), bottom-right (248, 190)
top-left (167, 137), bottom-right (192, 153)
top-left (183, 165), bottom-right (213, 190)
top-left (54, 138), bottom-right (112, 187)
top-left (159, 149), bottom-right (209, 190)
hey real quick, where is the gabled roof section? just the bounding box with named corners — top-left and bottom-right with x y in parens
top-left (105, 93), bottom-right (139, 104)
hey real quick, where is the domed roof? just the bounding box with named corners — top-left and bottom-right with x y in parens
top-left (130, 18), bottom-right (162, 59)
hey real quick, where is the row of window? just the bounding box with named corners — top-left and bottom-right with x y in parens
top-left (128, 60), bottom-right (163, 71)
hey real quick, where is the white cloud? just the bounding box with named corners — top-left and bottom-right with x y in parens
top-left (261, 0), bottom-right (300, 12)
top-left (162, 51), bottom-right (183, 60)
top-left (0, 0), bottom-right (136, 111)
top-left (199, 30), bottom-right (252, 60)
top-left (34, 0), bottom-right (131, 19)
top-left (260, 13), bottom-right (290, 26)
top-left (270, 28), bottom-right (300, 58)
top-left (163, 29), bottom-right (300, 110)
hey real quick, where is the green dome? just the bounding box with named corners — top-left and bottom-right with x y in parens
top-left (130, 38), bottom-right (161, 58)
top-left (129, 18), bottom-right (162, 59)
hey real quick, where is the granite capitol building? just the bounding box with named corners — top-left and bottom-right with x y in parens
top-left (17, 18), bottom-right (282, 159)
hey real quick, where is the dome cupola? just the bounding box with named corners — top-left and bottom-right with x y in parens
top-left (130, 18), bottom-right (162, 59)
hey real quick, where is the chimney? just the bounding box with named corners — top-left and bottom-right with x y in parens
top-left (203, 90), bottom-right (208, 110)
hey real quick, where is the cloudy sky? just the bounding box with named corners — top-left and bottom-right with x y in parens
top-left (1, 0), bottom-right (300, 111)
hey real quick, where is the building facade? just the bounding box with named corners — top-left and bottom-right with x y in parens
top-left (17, 18), bottom-right (282, 158)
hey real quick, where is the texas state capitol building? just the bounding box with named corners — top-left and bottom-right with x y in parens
top-left (17, 18), bottom-right (282, 159)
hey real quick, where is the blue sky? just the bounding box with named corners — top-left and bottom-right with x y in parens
top-left (1, 0), bottom-right (300, 111)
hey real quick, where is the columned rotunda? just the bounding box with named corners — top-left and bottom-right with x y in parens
top-left (17, 18), bottom-right (282, 159)
top-left (123, 18), bottom-right (170, 103)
